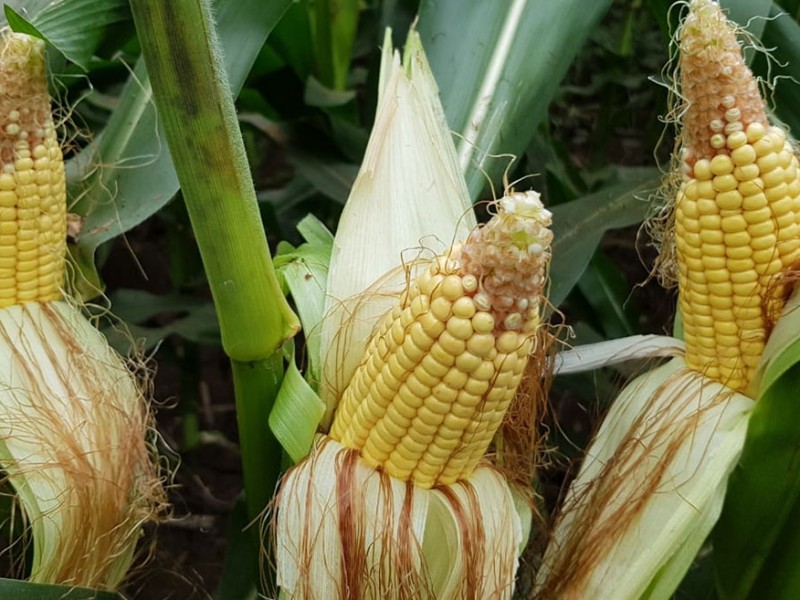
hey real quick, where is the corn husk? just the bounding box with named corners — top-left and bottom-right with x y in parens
top-left (319, 29), bottom-right (475, 426)
top-left (0, 301), bottom-right (161, 589)
top-left (535, 357), bottom-right (753, 599)
top-left (276, 436), bottom-right (522, 599)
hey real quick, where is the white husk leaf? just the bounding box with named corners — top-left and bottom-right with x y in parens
top-left (535, 356), bottom-right (753, 599)
top-left (319, 29), bottom-right (475, 425)
top-left (276, 437), bottom-right (522, 599)
top-left (0, 301), bottom-right (158, 588)
top-left (554, 334), bottom-right (686, 375)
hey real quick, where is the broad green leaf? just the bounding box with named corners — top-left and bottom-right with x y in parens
top-left (548, 168), bottom-right (660, 309)
top-left (307, 0), bottom-right (359, 90)
top-left (418, 0), bottom-right (613, 201)
top-left (213, 496), bottom-right (259, 600)
top-left (577, 253), bottom-right (636, 340)
top-left (713, 289), bottom-right (800, 599)
top-left (755, 7), bottom-right (800, 135)
top-left (69, 0), bottom-right (293, 295)
top-left (0, 578), bottom-right (120, 600)
top-left (720, 0), bottom-right (773, 45)
top-left (5, 0), bottom-right (129, 70)
top-left (102, 289), bottom-right (220, 352)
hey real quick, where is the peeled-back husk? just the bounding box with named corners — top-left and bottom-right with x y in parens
top-left (0, 301), bottom-right (161, 589)
top-left (275, 436), bottom-right (522, 599)
top-left (535, 357), bottom-right (753, 599)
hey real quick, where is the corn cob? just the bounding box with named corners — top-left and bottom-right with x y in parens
top-left (0, 33), bottom-right (66, 307)
top-left (674, 0), bottom-right (800, 393)
top-left (329, 191), bottom-right (552, 489)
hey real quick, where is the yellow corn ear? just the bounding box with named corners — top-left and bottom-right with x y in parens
top-left (330, 191), bottom-right (552, 488)
top-left (674, 0), bottom-right (800, 393)
top-left (0, 32), bottom-right (66, 308)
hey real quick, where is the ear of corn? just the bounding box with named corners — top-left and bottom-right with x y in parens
top-left (329, 193), bottom-right (551, 488)
top-left (276, 29), bottom-right (546, 599)
top-left (0, 32), bottom-right (66, 306)
top-left (0, 31), bottom-right (162, 589)
top-left (674, 0), bottom-right (800, 394)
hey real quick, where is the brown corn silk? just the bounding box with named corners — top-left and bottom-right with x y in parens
top-left (329, 193), bottom-right (552, 488)
top-left (674, 0), bottom-right (800, 393)
top-left (0, 32), bottom-right (66, 306)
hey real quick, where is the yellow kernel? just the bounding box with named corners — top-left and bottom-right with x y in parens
top-left (0, 174), bottom-right (14, 191)
top-left (710, 155), bottom-right (734, 176)
top-left (716, 190), bottom-right (742, 210)
top-left (748, 221), bottom-right (774, 237)
top-left (410, 321), bottom-right (435, 351)
top-left (419, 271), bottom-right (443, 296)
top-left (726, 245), bottom-right (752, 260)
top-left (741, 192), bottom-right (767, 209)
top-left (699, 215), bottom-right (722, 229)
top-left (693, 159), bottom-right (712, 180)
top-left (757, 153), bottom-right (779, 173)
top-left (497, 331), bottom-right (520, 354)
top-left (746, 122), bottom-right (766, 143)
top-left (724, 230), bottom-right (751, 248)
top-left (472, 361), bottom-right (495, 382)
top-left (406, 375), bottom-right (431, 399)
top-left (706, 270), bottom-right (729, 284)
top-left (728, 258), bottom-right (754, 273)
top-left (730, 269), bottom-right (757, 284)
top-left (713, 174), bottom-right (738, 192)
top-left (441, 275), bottom-right (464, 301)
top-left (710, 295), bottom-right (733, 309)
top-left (446, 316), bottom-right (473, 341)
top-left (414, 366), bottom-right (438, 388)
top-left (466, 333), bottom-right (495, 357)
top-left (452, 296), bottom-right (476, 319)
top-left (443, 366), bottom-right (469, 391)
top-left (410, 295), bottom-right (430, 317)
top-left (727, 131), bottom-right (748, 150)
top-left (471, 311), bottom-right (495, 334)
top-left (743, 207), bottom-right (771, 225)
top-left (455, 351), bottom-right (482, 373)
top-left (753, 138), bottom-right (774, 157)
top-left (421, 354), bottom-right (448, 378)
top-left (762, 167), bottom-right (785, 189)
top-left (430, 339), bottom-right (459, 366)
top-left (430, 296), bottom-right (452, 321)
top-left (700, 229), bottom-right (724, 245)
top-left (697, 180), bottom-right (715, 198)
top-left (697, 198), bottom-right (718, 214)
top-left (683, 182), bottom-right (700, 201)
top-left (701, 255), bottom-right (725, 270)
top-left (734, 164), bottom-right (759, 182)
top-left (721, 215), bottom-right (747, 233)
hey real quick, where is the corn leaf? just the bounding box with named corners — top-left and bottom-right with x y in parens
top-left (713, 288), bottom-right (800, 599)
top-left (755, 7), bottom-right (800, 134)
top-left (69, 0), bottom-right (293, 295)
top-left (548, 167), bottom-right (660, 309)
top-left (269, 346), bottom-right (326, 464)
top-left (418, 0), bottom-right (613, 201)
top-left (213, 496), bottom-right (259, 600)
top-left (0, 578), bottom-right (120, 599)
top-left (4, 0), bottom-right (129, 70)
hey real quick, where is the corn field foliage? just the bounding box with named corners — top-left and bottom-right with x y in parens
top-left (1, 0), bottom-right (800, 598)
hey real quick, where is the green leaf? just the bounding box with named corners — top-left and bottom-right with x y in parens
top-left (577, 253), bottom-right (636, 340)
top-left (548, 168), bottom-right (660, 309)
top-left (269, 346), bottom-right (326, 464)
top-left (213, 496), bottom-right (259, 600)
top-left (70, 0), bottom-right (293, 295)
top-left (102, 289), bottom-right (221, 352)
top-left (418, 0), bottom-right (613, 201)
top-left (755, 7), bottom-right (800, 135)
top-left (308, 0), bottom-right (360, 90)
top-left (713, 289), bottom-right (800, 599)
top-left (0, 578), bottom-right (120, 599)
top-left (275, 215), bottom-right (333, 385)
top-left (6, 0), bottom-right (130, 70)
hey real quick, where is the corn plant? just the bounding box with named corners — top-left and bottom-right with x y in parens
top-left (4, 0), bottom-right (800, 599)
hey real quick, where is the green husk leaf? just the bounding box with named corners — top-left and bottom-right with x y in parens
top-left (0, 577), bottom-right (121, 599)
top-left (713, 288), bottom-right (800, 599)
top-left (269, 347), bottom-right (325, 464)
